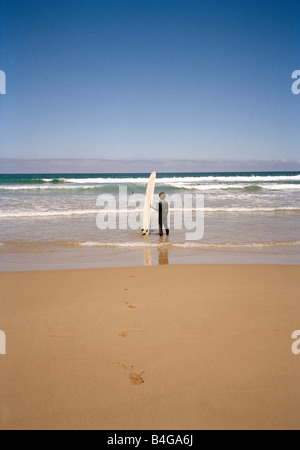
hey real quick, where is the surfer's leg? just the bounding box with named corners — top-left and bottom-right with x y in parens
top-left (159, 224), bottom-right (163, 236)
top-left (159, 202), bottom-right (163, 236)
top-left (162, 215), bottom-right (169, 236)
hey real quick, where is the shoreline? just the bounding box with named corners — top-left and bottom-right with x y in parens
top-left (1, 259), bottom-right (300, 274)
top-left (1, 243), bottom-right (299, 272)
top-left (1, 264), bottom-right (300, 430)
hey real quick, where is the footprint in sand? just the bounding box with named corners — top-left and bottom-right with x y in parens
top-left (119, 331), bottom-right (128, 338)
top-left (116, 363), bottom-right (145, 385)
top-left (129, 275), bottom-right (136, 278)
top-left (123, 301), bottom-right (137, 309)
top-left (129, 372), bottom-right (145, 385)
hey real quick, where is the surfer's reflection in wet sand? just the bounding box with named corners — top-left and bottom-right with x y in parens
top-left (144, 246), bottom-right (152, 266)
top-left (158, 240), bottom-right (169, 265)
top-left (143, 238), bottom-right (169, 266)
top-left (143, 236), bottom-right (152, 266)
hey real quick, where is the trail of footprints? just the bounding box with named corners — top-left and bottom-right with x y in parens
top-left (116, 274), bottom-right (145, 386)
top-left (115, 363), bottom-right (145, 386)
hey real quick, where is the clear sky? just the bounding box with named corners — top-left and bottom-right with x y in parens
top-left (0, 0), bottom-right (299, 166)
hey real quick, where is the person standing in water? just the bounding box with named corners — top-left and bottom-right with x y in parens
top-left (151, 192), bottom-right (169, 237)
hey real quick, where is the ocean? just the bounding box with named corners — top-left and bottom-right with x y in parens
top-left (0, 171), bottom-right (299, 270)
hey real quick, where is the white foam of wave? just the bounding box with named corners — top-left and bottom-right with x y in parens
top-left (60, 177), bottom-right (149, 184)
top-left (261, 184), bottom-right (300, 190)
top-left (78, 240), bottom-right (300, 249)
top-left (182, 207), bottom-right (300, 213)
top-left (0, 206), bottom-right (299, 219)
top-left (0, 185), bottom-right (104, 191)
top-left (58, 174), bottom-right (300, 184)
top-left (2, 182), bottom-right (300, 193)
top-left (1, 240), bottom-right (299, 251)
top-left (165, 182), bottom-right (300, 191)
top-left (167, 183), bottom-right (247, 190)
top-left (0, 209), bottom-right (101, 218)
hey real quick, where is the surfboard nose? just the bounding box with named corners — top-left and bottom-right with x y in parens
top-left (141, 172), bottom-right (156, 236)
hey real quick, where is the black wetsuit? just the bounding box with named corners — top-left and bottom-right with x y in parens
top-left (158, 200), bottom-right (169, 237)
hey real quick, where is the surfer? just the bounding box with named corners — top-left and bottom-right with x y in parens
top-left (151, 192), bottom-right (169, 237)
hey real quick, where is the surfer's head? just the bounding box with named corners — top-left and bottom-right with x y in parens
top-left (159, 192), bottom-right (166, 200)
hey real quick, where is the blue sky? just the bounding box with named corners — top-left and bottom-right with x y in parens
top-left (0, 0), bottom-right (299, 168)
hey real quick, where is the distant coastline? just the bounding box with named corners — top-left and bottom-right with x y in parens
top-left (1, 158), bottom-right (300, 174)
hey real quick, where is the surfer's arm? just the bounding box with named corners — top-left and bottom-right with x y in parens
top-left (151, 202), bottom-right (158, 211)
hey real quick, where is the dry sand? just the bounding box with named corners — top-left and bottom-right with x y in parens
top-left (0, 264), bottom-right (300, 430)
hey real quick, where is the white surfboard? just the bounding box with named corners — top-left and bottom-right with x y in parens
top-left (141, 171), bottom-right (156, 236)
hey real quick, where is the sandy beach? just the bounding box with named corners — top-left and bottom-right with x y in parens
top-left (0, 264), bottom-right (300, 430)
